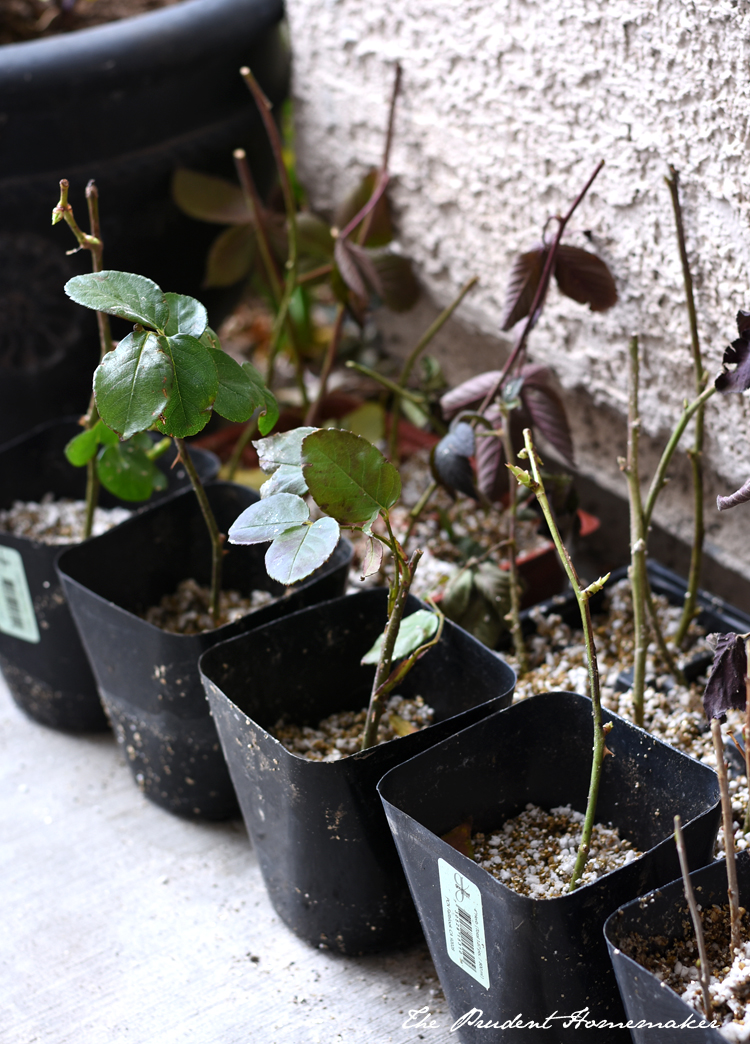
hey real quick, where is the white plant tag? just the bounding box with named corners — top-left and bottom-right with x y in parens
top-left (438, 857), bottom-right (490, 988)
top-left (0, 547), bottom-right (40, 643)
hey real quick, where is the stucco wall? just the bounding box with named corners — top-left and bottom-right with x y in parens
top-left (285, 0), bottom-right (750, 585)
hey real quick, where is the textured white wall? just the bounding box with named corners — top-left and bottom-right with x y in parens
top-left (286, 0), bottom-right (750, 583)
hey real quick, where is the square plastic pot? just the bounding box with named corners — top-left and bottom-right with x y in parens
top-left (0, 418), bottom-right (219, 731)
top-left (378, 692), bottom-right (721, 1042)
top-left (605, 849), bottom-right (750, 1042)
top-left (56, 481), bottom-right (353, 819)
top-left (198, 588), bottom-right (517, 955)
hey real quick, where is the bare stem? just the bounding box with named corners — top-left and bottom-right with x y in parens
top-left (644, 581), bottom-right (686, 685)
top-left (175, 439), bottom-right (224, 627)
top-left (517, 429), bottom-right (609, 892)
top-left (744, 637), bottom-right (750, 835)
top-left (665, 167), bottom-right (709, 648)
top-left (304, 305), bottom-right (345, 427)
top-left (226, 417), bottom-right (259, 480)
top-left (712, 718), bottom-right (742, 955)
top-left (478, 161), bottom-right (605, 415)
top-left (621, 335), bottom-right (648, 727)
top-left (501, 406), bottom-right (529, 675)
top-left (674, 814), bottom-right (713, 1020)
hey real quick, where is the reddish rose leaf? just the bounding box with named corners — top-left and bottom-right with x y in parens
top-left (501, 246), bottom-right (547, 331)
top-left (441, 370), bottom-right (504, 419)
top-left (553, 244), bottom-right (618, 313)
top-left (520, 371), bottom-right (574, 466)
top-left (716, 323), bottom-right (750, 394)
top-left (703, 633), bottom-right (748, 720)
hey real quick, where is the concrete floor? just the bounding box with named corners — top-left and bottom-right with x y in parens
top-left (0, 678), bottom-right (454, 1044)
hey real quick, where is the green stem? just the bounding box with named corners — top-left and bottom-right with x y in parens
top-left (621, 335), bottom-right (648, 727)
top-left (226, 417), bottom-right (259, 480)
top-left (344, 361), bottom-right (433, 407)
top-left (518, 429), bottom-right (609, 893)
top-left (501, 405), bottom-right (529, 675)
top-left (175, 438), bottom-right (224, 627)
top-left (387, 276), bottom-right (478, 461)
top-left (361, 544), bottom-right (422, 750)
top-left (665, 167), bottom-right (709, 648)
top-left (642, 384), bottom-right (716, 528)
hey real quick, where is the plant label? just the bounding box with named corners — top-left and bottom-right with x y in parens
top-left (438, 857), bottom-right (490, 988)
top-left (0, 547), bottom-right (39, 643)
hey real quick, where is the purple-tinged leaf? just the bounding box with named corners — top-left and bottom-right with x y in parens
top-left (715, 332), bottom-right (750, 393)
top-left (431, 422), bottom-right (478, 500)
top-left (737, 310), bottom-right (750, 335)
top-left (441, 371), bottom-right (503, 419)
top-left (520, 369), bottom-right (575, 465)
top-left (334, 237), bottom-right (368, 300)
top-left (717, 478), bottom-right (750, 512)
top-left (346, 242), bottom-right (384, 297)
top-left (501, 246), bottom-right (547, 331)
top-left (333, 170), bottom-right (394, 247)
top-left (553, 244), bottom-right (618, 313)
top-left (369, 250), bottom-right (420, 312)
top-left (475, 404), bottom-right (505, 501)
top-left (703, 632), bottom-right (747, 720)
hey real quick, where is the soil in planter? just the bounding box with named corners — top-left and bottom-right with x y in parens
top-left (273, 694), bottom-right (435, 762)
top-left (0, 495), bottom-right (131, 542)
top-left (141, 578), bottom-right (276, 635)
top-left (0, 0), bottom-right (181, 44)
top-left (469, 803), bottom-right (644, 898)
top-left (619, 905), bottom-right (750, 1040)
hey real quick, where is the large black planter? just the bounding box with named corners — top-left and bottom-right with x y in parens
top-left (605, 850), bottom-right (750, 1042)
top-left (378, 692), bottom-right (721, 1042)
top-left (0, 418), bottom-right (219, 731)
top-left (0, 0), bottom-right (289, 442)
top-left (57, 482), bottom-right (353, 820)
top-left (199, 589), bottom-right (517, 955)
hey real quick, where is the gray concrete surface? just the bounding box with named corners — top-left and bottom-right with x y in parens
top-left (0, 677), bottom-right (454, 1044)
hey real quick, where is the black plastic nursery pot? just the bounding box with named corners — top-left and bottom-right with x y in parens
top-left (0, 0), bottom-right (289, 443)
top-left (198, 588), bottom-right (517, 955)
top-left (57, 482), bottom-right (353, 820)
top-left (0, 418), bottom-right (219, 732)
top-left (605, 850), bottom-right (750, 1042)
top-left (378, 692), bottom-right (721, 1043)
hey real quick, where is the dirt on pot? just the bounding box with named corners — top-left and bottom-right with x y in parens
top-left (0, 495), bottom-right (131, 543)
top-left (141, 577), bottom-right (275, 635)
top-left (273, 694), bottom-right (435, 762)
top-left (0, 0), bottom-right (181, 44)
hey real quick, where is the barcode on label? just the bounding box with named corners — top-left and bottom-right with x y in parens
top-left (0, 547), bottom-right (40, 643)
top-left (438, 857), bottom-right (490, 988)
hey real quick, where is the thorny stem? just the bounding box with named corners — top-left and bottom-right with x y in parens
top-left (665, 168), bottom-right (709, 648)
top-left (175, 439), bottom-right (224, 627)
top-left (52, 179), bottom-right (116, 540)
top-left (478, 161), bottom-right (605, 416)
top-left (516, 429), bottom-right (609, 892)
top-left (387, 276), bottom-right (479, 460)
top-left (642, 384), bottom-right (716, 528)
top-left (711, 719), bottom-right (742, 955)
top-left (240, 68), bottom-right (300, 392)
top-left (621, 335), bottom-right (649, 727)
top-left (674, 815), bottom-right (713, 1021)
top-left (744, 637), bottom-right (750, 835)
top-left (501, 404), bottom-right (529, 675)
top-left (361, 544), bottom-right (422, 750)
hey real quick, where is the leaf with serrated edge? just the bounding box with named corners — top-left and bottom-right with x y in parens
top-left (171, 169), bottom-right (251, 225)
top-left (265, 517), bottom-right (340, 584)
top-left (153, 334), bottom-right (218, 438)
top-left (475, 403), bottom-right (505, 500)
top-left (207, 346), bottom-right (257, 423)
top-left (501, 247), bottom-right (547, 331)
top-left (553, 244), bottom-right (617, 312)
top-left (302, 429), bottom-right (401, 526)
top-left (254, 427), bottom-right (318, 474)
top-left (441, 371), bottom-right (503, 418)
top-left (361, 609), bottom-right (439, 665)
top-left (521, 381), bottom-right (574, 466)
top-left (227, 493), bottom-right (309, 545)
top-left (94, 330), bottom-right (173, 438)
top-left (164, 293), bottom-right (208, 338)
top-left (259, 464), bottom-right (308, 499)
top-left (66, 271), bottom-right (169, 329)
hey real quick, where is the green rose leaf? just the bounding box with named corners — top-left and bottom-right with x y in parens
top-left (97, 442), bottom-right (167, 502)
top-left (259, 464), bottom-right (308, 499)
top-left (153, 334), bottom-right (218, 438)
top-left (265, 517), bottom-right (340, 584)
top-left (302, 428), bottom-right (401, 526)
top-left (207, 346), bottom-right (257, 423)
top-left (361, 609), bottom-right (439, 665)
top-left (254, 426), bottom-right (318, 474)
top-left (94, 330), bottom-right (174, 438)
top-left (164, 293), bottom-right (208, 338)
top-left (64, 419), bottom-right (120, 466)
top-left (242, 362), bottom-right (279, 435)
top-left (227, 493), bottom-right (309, 544)
top-left (204, 225), bottom-right (257, 288)
top-left (65, 271), bottom-right (169, 329)
top-left (171, 169), bottom-right (251, 225)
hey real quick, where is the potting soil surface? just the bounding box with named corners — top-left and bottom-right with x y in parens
top-left (141, 577), bottom-right (275, 634)
top-left (0, 496), bottom-right (131, 543)
top-left (0, 674), bottom-right (456, 1044)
